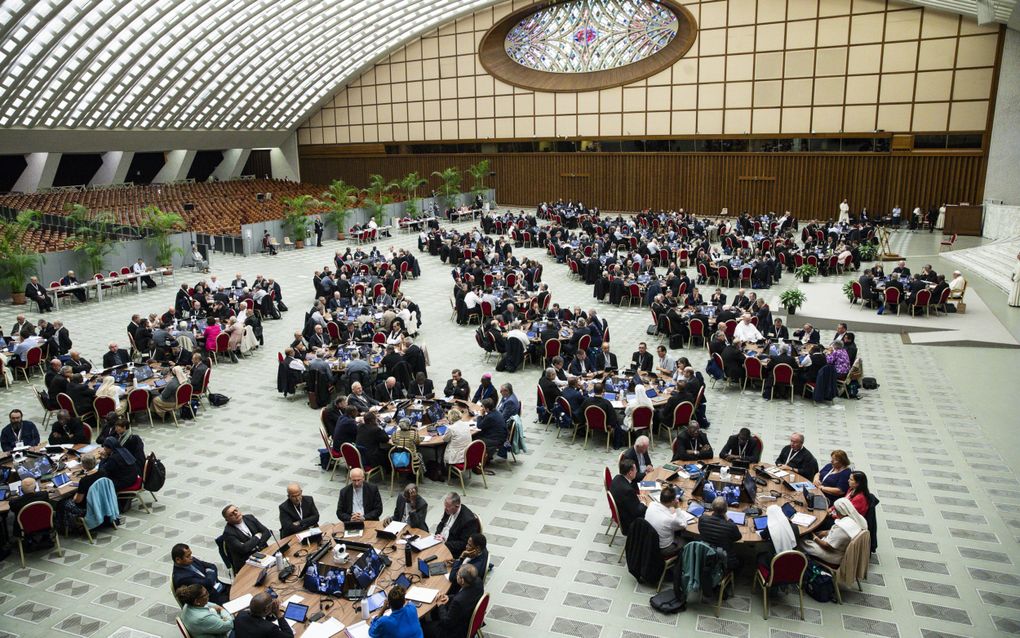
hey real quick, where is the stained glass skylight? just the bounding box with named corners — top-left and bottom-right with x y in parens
top-left (504, 0), bottom-right (678, 74)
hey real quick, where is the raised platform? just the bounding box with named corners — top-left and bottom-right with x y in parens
top-left (765, 282), bottom-right (1019, 348)
top-left (941, 237), bottom-right (1020, 294)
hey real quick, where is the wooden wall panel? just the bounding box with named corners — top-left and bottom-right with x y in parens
top-left (299, 150), bottom-right (986, 218)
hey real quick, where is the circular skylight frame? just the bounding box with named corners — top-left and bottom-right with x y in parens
top-left (479, 0), bottom-right (697, 93)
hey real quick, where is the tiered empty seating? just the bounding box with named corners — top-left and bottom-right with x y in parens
top-left (0, 224), bottom-right (74, 252)
top-left (0, 179), bottom-right (330, 238)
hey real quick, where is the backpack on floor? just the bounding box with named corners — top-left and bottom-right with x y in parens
top-left (649, 589), bottom-right (685, 614)
top-left (208, 393), bottom-right (230, 406)
top-left (862, 377), bottom-right (879, 390)
top-left (646, 324), bottom-right (657, 335)
top-left (802, 560), bottom-right (836, 603)
top-left (668, 334), bottom-right (684, 349)
top-left (143, 452), bottom-right (167, 492)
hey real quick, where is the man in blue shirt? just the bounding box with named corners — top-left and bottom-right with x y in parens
top-left (369, 586), bottom-right (423, 638)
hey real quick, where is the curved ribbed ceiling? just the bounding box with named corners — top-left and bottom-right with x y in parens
top-left (0, 0), bottom-right (496, 131)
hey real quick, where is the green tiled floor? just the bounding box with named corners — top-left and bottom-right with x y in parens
top-left (0, 219), bottom-right (1018, 638)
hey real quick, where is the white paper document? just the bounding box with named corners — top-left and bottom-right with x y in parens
top-left (410, 536), bottom-right (442, 551)
top-left (298, 527), bottom-right (322, 542)
top-left (790, 512), bottom-right (816, 527)
top-left (405, 585), bottom-right (440, 604)
top-left (223, 593), bottom-right (253, 614)
top-left (382, 521), bottom-right (407, 536)
top-left (345, 621), bottom-right (371, 638)
top-left (303, 617), bottom-right (346, 638)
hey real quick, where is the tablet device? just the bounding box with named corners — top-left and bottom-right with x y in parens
top-left (781, 502), bottom-right (797, 518)
top-left (604, 392), bottom-right (617, 401)
top-left (394, 573), bottom-right (412, 589)
top-left (52, 473), bottom-right (71, 487)
top-left (283, 602), bottom-right (308, 622)
top-left (753, 516), bottom-right (769, 532)
top-left (365, 591), bottom-right (387, 613)
top-left (687, 501), bottom-right (705, 517)
top-left (726, 511), bottom-right (747, 525)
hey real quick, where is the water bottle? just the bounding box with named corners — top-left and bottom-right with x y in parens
top-left (405, 544), bottom-right (412, 567)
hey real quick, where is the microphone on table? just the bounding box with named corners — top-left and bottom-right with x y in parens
top-left (268, 529), bottom-right (294, 580)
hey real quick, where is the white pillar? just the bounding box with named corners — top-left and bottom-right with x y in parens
top-left (90, 151), bottom-right (135, 186)
top-left (270, 132), bottom-right (301, 181)
top-left (152, 149), bottom-right (197, 183)
top-left (211, 148), bottom-right (251, 181)
top-left (12, 152), bottom-right (61, 193)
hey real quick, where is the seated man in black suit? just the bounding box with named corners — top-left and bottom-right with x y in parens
top-left (609, 459), bottom-right (646, 535)
top-left (171, 543), bottom-right (231, 604)
top-left (220, 504), bottom-right (272, 574)
top-left (891, 259), bottom-right (911, 278)
top-left (101, 342), bottom-right (131, 369)
top-left (444, 369), bottom-right (470, 400)
top-left (24, 276), bottom-right (53, 312)
top-left (60, 270), bottom-right (88, 303)
top-left (719, 427), bottom-right (762, 465)
top-left (593, 342), bottom-right (618, 372)
top-left (278, 483), bottom-right (319, 537)
top-left (765, 318), bottom-right (789, 340)
top-left (66, 373), bottom-right (96, 417)
top-left (336, 468), bottom-right (383, 523)
top-left (671, 422), bottom-right (713, 461)
top-left (410, 372), bottom-right (435, 399)
top-left (631, 342), bottom-right (653, 372)
top-left (621, 435), bottom-right (654, 481)
top-left (775, 432), bottom-right (819, 480)
top-left (434, 492), bottom-right (479, 556)
top-left (346, 381), bottom-right (380, 413)
top-left (373, 376), bottom-right (406, 403)
top-left (422, 563), bottom-right (485, 638)
top-left (581, 382), bottom-right (624, 449)
top-left (475, 398), bottom-right (507, 461)
top-left (793, 323), bottom-right (821, 345)
top-left (698, 496), bottom-right (742, 571)
top-left (232, 592), bottom-right (293, 637)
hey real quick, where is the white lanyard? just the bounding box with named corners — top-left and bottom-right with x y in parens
top-left (785, 448), bottom-right (800, 465)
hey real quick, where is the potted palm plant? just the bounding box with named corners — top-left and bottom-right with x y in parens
top-left (465, 159), bottom-right (491, 199)
top-left (320, 180), bottom-right (359, 240)
top-left (431, 167), bottom-right (462, 210)
top-left (0, 210), bottom-right (45, 304)
top-left (795, 263), bottom-right (818, 283)
top-left (398, 172), bottom-right (428, 218)
top-left (363, 174), bottom-right (396, 227)
top-left (67, 203), bottom-right (117, 276)
top-left (858, 243), bottom-right (877, 262)
top-left (140, 206), bottom-right (186, 268)
top-left (282, 195), bottom-right (316, 248)
top-left (779, 288), bottom-right (807, 316)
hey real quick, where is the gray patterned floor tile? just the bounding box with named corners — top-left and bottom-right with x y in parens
top-left (911, 601), bottom-right (971, 625)
top-left (515, 560), bottom-right (560, 578)
top-left (573, 570), bottom-right (620, 589)
top-left (52, 613), bottom-right (108, 637)
top-left (550, 616), bottom-right (603, 638)
top-left (696, 614), bottom-right (750, 638)
top-left (842, 614), bottom-right (900, 637)
top-left (562, 591), bottom-right (612, 612)
top-left (4, 600), bottom-right (58, 624)
top-left (46, 577), bottom-right (96, 599)
top-left (903, 578), bottom-right (959, 598)
top-left (501, 581), bottom-right (549, 600)
top-left (94, 589), bottom-right (144, 611)
top-left (625, 603), bottom-right (677, 626)
top-left (487, 604), bottom-right (537, 626)
top-left (992, 616), bottom-right (1020, 634)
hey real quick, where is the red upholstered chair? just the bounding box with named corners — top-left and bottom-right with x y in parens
top-left (373, 332), bottom-right (386, 345)
top-left (127, 387), bottom-right (153, 427)
top-left (16, 501), bottom-right (64, 566)
top-left (754, 550), bottom-right (809, 619)
top-left (717, 266), bottom-right (730, 288)
top-left (326, 322), bottom-right (341, 342)
top-left (448, 440), bottom-right (487, 492)
top-left (93, 396), bottom-right (117, 423)
top-left (661, 400), bottom-right (693, 445)
top-left (910, 289), bottom-right (932, 317)
top-left (743, 357), bottom-right (765, 391)
top-left (543, 339), bottom-right (561, 367)
top-left (770, 363), bottom-right (795, 403)
top-left (688, 319), bottom-right (706, 349)
top-left (606, 492), bottom-right (625, 560)
top-left (212, 331), bottom-right (230, 364)
top-left (320, 426), bottom-right (344, 480)
top-left (603, 466), bottom-right (613, 492)
top-left (577, 333), bottom-right (592, 352)
top-left (932, 286), bottom-right (952, 315)
top-left (118, 465), bottom-right (152, 514)
top-left (536, 385), bottom-right (554, 430)
top-left (468, 593), bottom-right (490, 638)
top-left (883, 287), bottom-right (901, 315)
top-left (939, 233), bottom-right (958, 251)
top-left (168, 383), bottom-right (194, 428)
top-left (18, 346), bottom-right (45, 381)
top-left (580, 405), bottom-right (611, 451)
top-left (851, 281), bottom-right (864, 307)
top-left (629, 406), bottom-right (654, 447)
top-left (723, 320), bottom-right (737, 341)
top-left (739, 266), bottom-right (752, 287)
top-left (710, 353), bottom-right (725, 389)
top-left (339, 442), bottom-right (382, 483)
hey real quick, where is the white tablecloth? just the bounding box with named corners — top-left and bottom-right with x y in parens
top-left (982, 202), bottom-right (1020, 240)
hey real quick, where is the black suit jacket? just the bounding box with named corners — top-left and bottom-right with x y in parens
top-left (436, 582), bottom-right (484, 636)
top-left (102, 350), bottom-right (130, 369)
top-left (336, 482), bottom-right (383, 522)
top-left (171, 557), bottom-right (229, 603)
top-left (222, 515), bottom-right (271, 573)
top-left (232, 611), bottom-right (294, 638)
top-left (444, 378), bottom-right (470, 400)
top-left (775, 445), bottom-right (820, 481)
top-left (793, 329), bottom-right (820, 344)
top-left (373, 380), bottom-right (406, 403)
top-left (719, 434), bottom-right (762, 463)
top-left (609, 474), bottom-right (646, 535)
top-left (538, 377), bottom-right (561, 408)
top-left (435, 504), bottom-right (480, 555)
top-left (278, 495), bottom-right (320, 536)
top-left (621, 447), bottom-right (653, 480)
top-left (392, 494), bottom-right (429, 531)
top-left (67, 382), bottom-right (96, 415)
top-left (582, 395), bottom-right (619, 428)
top-left (410, 379), bottom-right (435, 399)
top-left (190, 363), bottom-right (209, 392)
top-left (631, 351), bottom-right (653, 372)
top-left (672, 430), bottom-right (713, 461)
top-left (594, 350), bottom-right (618, 371)
top-left (53, 327), bottom-right (72, 354)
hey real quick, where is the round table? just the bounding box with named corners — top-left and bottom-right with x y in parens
top-left (640, 458), bottom-right (827, 543)
top-left (230, 521), bottom-right (453, 634)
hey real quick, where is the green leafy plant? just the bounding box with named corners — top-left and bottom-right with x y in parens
top-left (363, 174), bottom-right (396, 225)
top-left (320, 180), bottom-right (359, 237)
top-left (140, 206), bottom-right (186, 266)
top-left (465, 159), bottom-right (491, 195)
top-left (779, 287), bottom-right (807, 312)
top-left (67, 203), bottom-right (117, 275)
top-left (431, 167), bottom-right (462, 208)
top-left (858, 243), bottom-right (877, 261)
top-left (795, 264), bottom-right (818, 281)
top-left (398, 172), bottom-right (428, 217)
top-left (281, 195), bottom-right (317, 247)
top-left (0, 209), bottom-right (45, 303)
top-left (842, 279), bottom-right (857, 302)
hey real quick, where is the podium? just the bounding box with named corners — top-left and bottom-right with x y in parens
top-left (943, 204), bottom-right (983, 236)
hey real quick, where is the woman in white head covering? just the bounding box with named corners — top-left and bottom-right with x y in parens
top-left (623, 383), bottom-right (654, 431)
top-left (763, 504), bottom-right (798, 555)
top-left (96, 375), bottom-right (127, 415)
top-left (798, 497), bottom-right (864, 565)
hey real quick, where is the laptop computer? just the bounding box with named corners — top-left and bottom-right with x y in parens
top-left (802, 486), bottom-right (828, 510)
top-left (726, 511), bottom-right (747, 525)
top-left (364, 591), bottom-right (387, 614)
top-left (52, 473), bottom-right (71, 488)
top-left (418, 557), bottom-right (447, 577)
